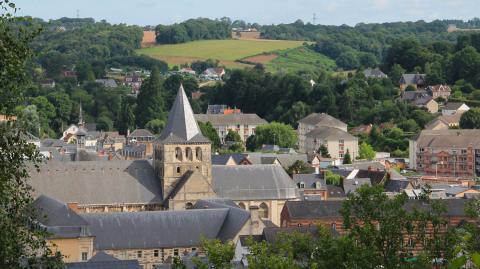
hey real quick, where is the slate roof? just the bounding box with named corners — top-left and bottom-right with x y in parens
top-left (41, 139), bottom-right (69, 148)
top-left (326, 185), bottom-right (346, 199)
top-left (193, 199), bottom-right (250, 241)
top-left (400, 90), bottom-right (429, 102)
top-left (80, 206), bottom-right (248, 250)
top-left (413, 129), bottom-right (480, 148)
top-left (445, 186), bottom-right (472, 196)
top-left (32, 195), bottom-right (91, 239)
top-left (95, 78), bottom-right (118, 88)
top-left (195, 113), bottom-right (267, 126)
top-left (363, 68), bottom-right (387, 78)
top-left (343, 178), bottom-right (371, 194)
top-left (292, 174), bottom-right (326, 189)
top-left (159, 85), bottom-right (210, 144)
top-left (212, 154), bottom-right (235, 165)
top-left (384, 179), bottom-right (412, 193)
top-left (129, 128), bottom-right (154, 138)
top-left (67, 252), bottom-right (140, 269)
top-left (212, 165), bottom-right (298, 201)
top-left (246, 153), bottom-right (309, 168)
top-left (305, 127), bottom-right (357, 141)
top-left (400, 73), bottom-right (426, 85)
top-left (443, 102), bottom-right (467, 110)
top-left (298, 113), bottom-right (347, 129)
top-left (29, 160), bottom-right (163, 205)
top-left (425, 114), bottom-right (462, 130)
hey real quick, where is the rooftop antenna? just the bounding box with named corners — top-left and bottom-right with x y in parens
top-left (76, 9), bottom-right (80, 19)
top-left (312, 13), bottom-right (317, 25)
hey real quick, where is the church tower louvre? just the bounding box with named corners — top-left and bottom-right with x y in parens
top-left (153, 84), bottom-right (215, 210)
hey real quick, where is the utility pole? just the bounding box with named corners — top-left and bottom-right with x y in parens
top-left (76, 9), bottom-right (80, 19)
top-left (312, 13), bottom-right (317, 25)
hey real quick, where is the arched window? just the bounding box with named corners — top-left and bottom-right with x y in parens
top-left (185, 202), bottom-right (193, 209)
top-left (176, 166), bottom-right (181, 174)
top-left (186, 147), bottom-right (193, 161)
top-left (195, 147), bottom-right (202, 161)
top-left (238, 202), bottom-right (246, 210)
top-left (259, 203), bottom-right (269, 219)
top-left (175, 147), bottom-right (182, 161)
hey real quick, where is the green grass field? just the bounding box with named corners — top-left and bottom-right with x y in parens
top-left (136, 39), bottom-right (305, 68)
top-left (265, 46), bottom-right (336, 73)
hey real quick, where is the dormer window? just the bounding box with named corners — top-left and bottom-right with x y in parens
top-left (315, 181), bottom-right (321, 189)
top-left (299, 182), bottom-right (305, 189)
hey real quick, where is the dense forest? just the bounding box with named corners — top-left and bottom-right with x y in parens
top-left (155, 18), bottom-right (231, 44)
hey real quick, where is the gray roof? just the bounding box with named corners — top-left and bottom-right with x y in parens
top-left (305, 126), bottom-right (357, 141)
top-left (95, 78), bottom-right (118, 88)
top-left (33, 195), bottom-right (91, 239)
top-left (29, 160), bottom-right (163, 206)
top-left (212, 165), bottom-right (299, 201)
top-left (67, 252), bottom-right (140, 269)
top-left (400, 73), bottom-right (426, 85)
top-left (445, 186), bottom-right (471, 196)
top-left (159, 85), bottom-right (209, 144)
top-left (413, 129), bottom-right (480, 149)
top-left (443, 102), bottom-right (466, 110)
top-left (326, 185), bottom-right (346, 198)
top-left (246, 153), bottom-right (309, 168)
top-left (363, 68), bottom-right (387, 78)
top-left (212, 154), bottom-right (235, 165)
top-left (129, 128), bottom-right (154, 138)
top-left (80, 206), bottom-right (248, 250)
top-left (343, 178), bottom-right (371, 194)
top-left (194, 113), bottom-right (267, 126)
top-left (193, 199), bottom-right (250, 241)
top-left (41, 138), bottom-right (68, 148)
top-left (292, 174), bottom-right (326, 189)
top-left (298, 113), bottom-right (347, 129)
top-left (88, 252), bottom-right (119, 262)
top-left (384, 179), bottom-right (412, 193)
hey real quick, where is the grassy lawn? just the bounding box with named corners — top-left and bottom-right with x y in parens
top-left (265, 46), bottom-right (336, 73)
top-left (136, 39), bottom-right (305, 68)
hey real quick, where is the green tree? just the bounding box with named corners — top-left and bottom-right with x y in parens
top-left (246, 135), bottom-right (257, 152)
top-left (117, 96), bottom-right (136, 135)
top-left (287, 160), bottom-right (314, 175)
top-left (358, 142), bottom-right (376, 160)
top-left (318, 144), bottom-right (331, 158)
top-left (96, 115), bottom-right (113, 131)
top-left (145, 119), bottom-right (165, 134)
top-left (17, 105), bottom-right (40, 137)
top-left (198, 121), bottom-right (221, 151)
top-left (388, 64), bottom-right (405, 85)
top-left (0, 1), bottom-right (63, 267)
top-left (254, 122), bottom-right (297, 148)
top-left (343, 149), bottom-right (352, 164)
top-left (460, 108), bottom-right (480, 129)
top-left (324, 170), bottom-right (342, 186)
top-left (225, 130), bottom-right (242, 143)
top-left (135, 67), bottom-right (166, 128)
top-left (193, 238), bottom-right (235, 269)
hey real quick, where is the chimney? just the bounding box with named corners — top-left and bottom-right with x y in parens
top-left (67, 202), bottom-right (78, 212)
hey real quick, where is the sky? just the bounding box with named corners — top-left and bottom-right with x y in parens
top-left (15, 0), bottom-right (480, 26)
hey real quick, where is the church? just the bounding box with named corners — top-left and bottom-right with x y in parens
top-left (30, 85), bottom-right (299, 225)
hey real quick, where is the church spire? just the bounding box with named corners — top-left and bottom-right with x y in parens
top-left (78, 102), bottom-right (84, 128)
top-left (159, 84), bottom-right (207, 142)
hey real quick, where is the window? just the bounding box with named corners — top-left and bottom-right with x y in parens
top-left (331, 223), bottom-right (337, 231)
top-left (195, 147), bottom-right (202, 161)
top-left (315, 181), bottom-right (321, 189)
top-left (185, 202), bottom-right (193, 209)
top-left (461, 149), bottom-right (467, 154)
top-left (137, 250), bottom-right (142, 258)
top-left (175, 147), bottom-right (182, 161)
top-left (191, 247), bottom-right (197, 252)
top-left (299, 182), bottom-right (305, 189)
top-left (339, 139), bottom-right (344, 144)
top-left (161, 248), bottom-right (165, 261)
top-left (186, 147), bottom-right (193, 161)
top-left (174, 249), bottom-right (179, 256)
top-left (81, 252), bottom-right (88, 261)
top-left (259, 203), bottom-right (269, 218)
top-left (176, 166), bottom-right (181, 174)
top-left (154, 249), bottom-right (159, 257)
top-left (238, 202), bottom-right (246, 209)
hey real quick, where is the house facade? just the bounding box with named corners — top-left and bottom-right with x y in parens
top-left (399, 73), bottom-right (426, 91)
top-left (195, 113), bottom-right (268, 143)
top-left (442, 102), bottom-right (470, 116)
top-left (409, 129), bottom-right (480, 179)
top-left (297, 113), bottom-right (350, 155)
top-left (426, 84), bottom-right (451, 100)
